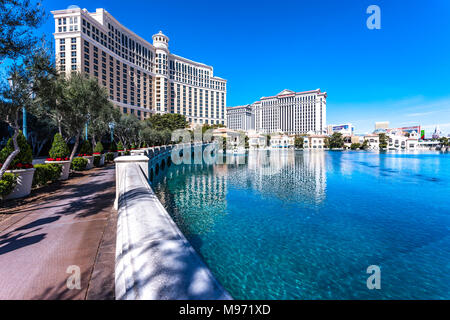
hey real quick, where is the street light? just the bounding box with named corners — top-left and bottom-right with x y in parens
top-left (8, 75), bottom-right (32, 140)
top-left (108, 122), bottom-right (115, 143)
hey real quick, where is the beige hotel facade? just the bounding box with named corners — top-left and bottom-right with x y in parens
top-left (51, 7), bottom-right (227, 125)
top-left (227, 89), bottom-right (327, 135)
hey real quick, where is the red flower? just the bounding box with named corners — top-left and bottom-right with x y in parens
top-left (16, 163), bottom-right (23, 168)
top-left (56, 158), bottom-right (62, 161)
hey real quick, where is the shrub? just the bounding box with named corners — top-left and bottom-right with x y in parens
top-left (0, 173), bottom-right (17, 197)
top-left (141, 141), bottom-right (147, 148)
top-left (105, 152), bottom-right (114, 162)
top-left (48, 133), bottom-right (70, 159)
top-left (93, 155), bottom-right (101, 167)
top-left (79, 140), bottom-right (93, 156)
top-left (0, 132), bottom-right (33, 170)
top-left (93, 142), bottom-right (104, 154)
top-left (124, 151), bottom-right (130, 156)
top-left (350, 143), bottom-right (360, 150)
top-left (71, 157), bottom-right (88, 171)
top-left (32, 164), bottom-right (62, 187)
top-left (117, 141), bottom-right (124, 151)
top-left (110, 141), bottom-right (117, 152)
top-left (131, 143), bottom-right (136, 149)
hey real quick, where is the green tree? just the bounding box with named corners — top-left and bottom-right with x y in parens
top-left (0, 66), bottom-right (34, 179)
top-left (350, 143), bottom-right (360, 150)
top-left (146, 113), bottom-right (188, 132)
top-left (329, 133), bottom-right (344, 149)
top-left (0, 131), bottom-right (33, 170)
top-left (360, 139), bottom-right (369, 150)
top-left (61, 73), bottom-right (112, 161)
top-left (294, 136), bottom-right (304, 149)
top-left (0, 0), bottom-right (45, 62)
top-left (48, 133), bottom-right (70, 159)
top-left (79, 140), bottom-right (93, 156)
top-left (379, 133), bottom-right (388, 150)
top-left (93, 141), bottom-right (104, 154)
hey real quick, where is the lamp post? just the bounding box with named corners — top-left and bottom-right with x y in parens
top-left (7, 76), bottom-right (28, 140)
top-left (108, 122), bottom-right (115, 143)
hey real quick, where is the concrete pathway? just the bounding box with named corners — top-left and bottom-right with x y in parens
top-left (0, 165), bottom-right (117, 300)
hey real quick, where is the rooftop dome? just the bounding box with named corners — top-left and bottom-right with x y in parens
top-left (152, 31), bottom-right (169, 50)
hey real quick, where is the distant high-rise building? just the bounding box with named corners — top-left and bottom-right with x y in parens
top-left (227, 105), bottom-right (255, 131)
top-left (227, 89), bottom-right (327, 135)
top-left (375, 121), bottom-right (390, 130)
top-left (51, 7), bottom-right (227, 125)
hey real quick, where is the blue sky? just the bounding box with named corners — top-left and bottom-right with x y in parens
top-left (31, 0), bottom-right (450, 135)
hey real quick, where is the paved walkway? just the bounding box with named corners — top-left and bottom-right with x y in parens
top-left (0, 165), bottom-right (117, 300)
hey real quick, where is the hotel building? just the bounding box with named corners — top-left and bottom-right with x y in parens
top-left (227, 105), bottom-right (255, 131)
top-left (227, 89), bottom-right (327, 135)
top-left (51, 7), bottom-right (227, 125)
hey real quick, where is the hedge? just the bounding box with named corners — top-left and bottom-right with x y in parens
top-left (105, 152), bottom-right (115, 162)
top-left (71, 157), bottom-right (88, 171)
top-left (93, 155), bottom-right (101, 167)
top-left (0, 173), bottom-right (17, 197)
top-left (32, 164), bottom-right (62, 187)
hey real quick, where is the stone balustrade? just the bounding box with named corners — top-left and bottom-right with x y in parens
top-left (113, 144), bottom-right (231, 300)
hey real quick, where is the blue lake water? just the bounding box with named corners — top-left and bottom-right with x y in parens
top-left (152, 150), bottom-right (450, 299)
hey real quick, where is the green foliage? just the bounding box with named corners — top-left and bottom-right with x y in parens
top-left (110, 141), bottom-right (117, 152)
top-left (350, 143), bottom-right (361, 150)
top-left (0, 173), bottom-right (17, 197)
top-left (141, 141), bottom-right (147, 148)
top-left (379, 133), bottom-right (388, 149)
top-left (329, 133), bottom-right (344, 149)
top-left (93, 142), bottom-right (104, 154)
top-left (117, 141), bottom-right (124, 151)
top-left (79, 140), bottom-right (92, 155)
top-left (48, 133), bottom-right (69, 159)
top-left (0, 0), bottom-right (45, 61)
top-left (32, 164), bottom-right (62, 187)
top-left (146, 113), bottom-right (188, 132)
top-left (0, 132), bottom-right (33, 169)
top-left (93, 155), bottom-right (101, 167)
top-left (294, 136), bottom-right (304, 149)
top-left (438, 137), bottom-right (449, 147)
top-left (71, 157), bottom-right (88, 171)
top-left (105, 152), bottom-right (114, 162)
top-left (360, 140), bottom-right (369, 150)
top-left (131, 143), bottom-right (136, 149)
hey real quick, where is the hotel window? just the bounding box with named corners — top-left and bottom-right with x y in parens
top-left (71, 38), bottom-right (76, 44)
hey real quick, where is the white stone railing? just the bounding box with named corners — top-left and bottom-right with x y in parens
top-left (114, 151), bottom-right (232, 300)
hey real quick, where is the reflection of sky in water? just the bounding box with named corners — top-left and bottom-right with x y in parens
top-left (153, 151), bottom-right (450, 299)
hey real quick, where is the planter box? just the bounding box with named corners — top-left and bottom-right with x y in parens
top-left (45, 160), bottom-right (71, 180)
top-left (100, 154), bottom-right (105, 166)
top-left (113, 152), bottom-right (118, 158)
top-left (3, 168), bottom-right (36, 200)
top-left (83, 156), bottom-right (94, 169)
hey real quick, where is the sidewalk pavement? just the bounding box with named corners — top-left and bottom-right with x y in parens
top-left (0, 165), bottom-right (117, 300)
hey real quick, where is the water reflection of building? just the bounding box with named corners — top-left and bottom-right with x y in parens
top-left (156, 164), bottom-right (228, 235)
top-left (237, 150), bottom-right (327, 203)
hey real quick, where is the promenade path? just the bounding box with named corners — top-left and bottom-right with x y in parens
top-left (0, 165), bottom-right (117, 300)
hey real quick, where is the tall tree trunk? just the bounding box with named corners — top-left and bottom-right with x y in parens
top-left (0, 122), bottom-right (21, 180)
top-left (69, 132), bottom-right (80, 162)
